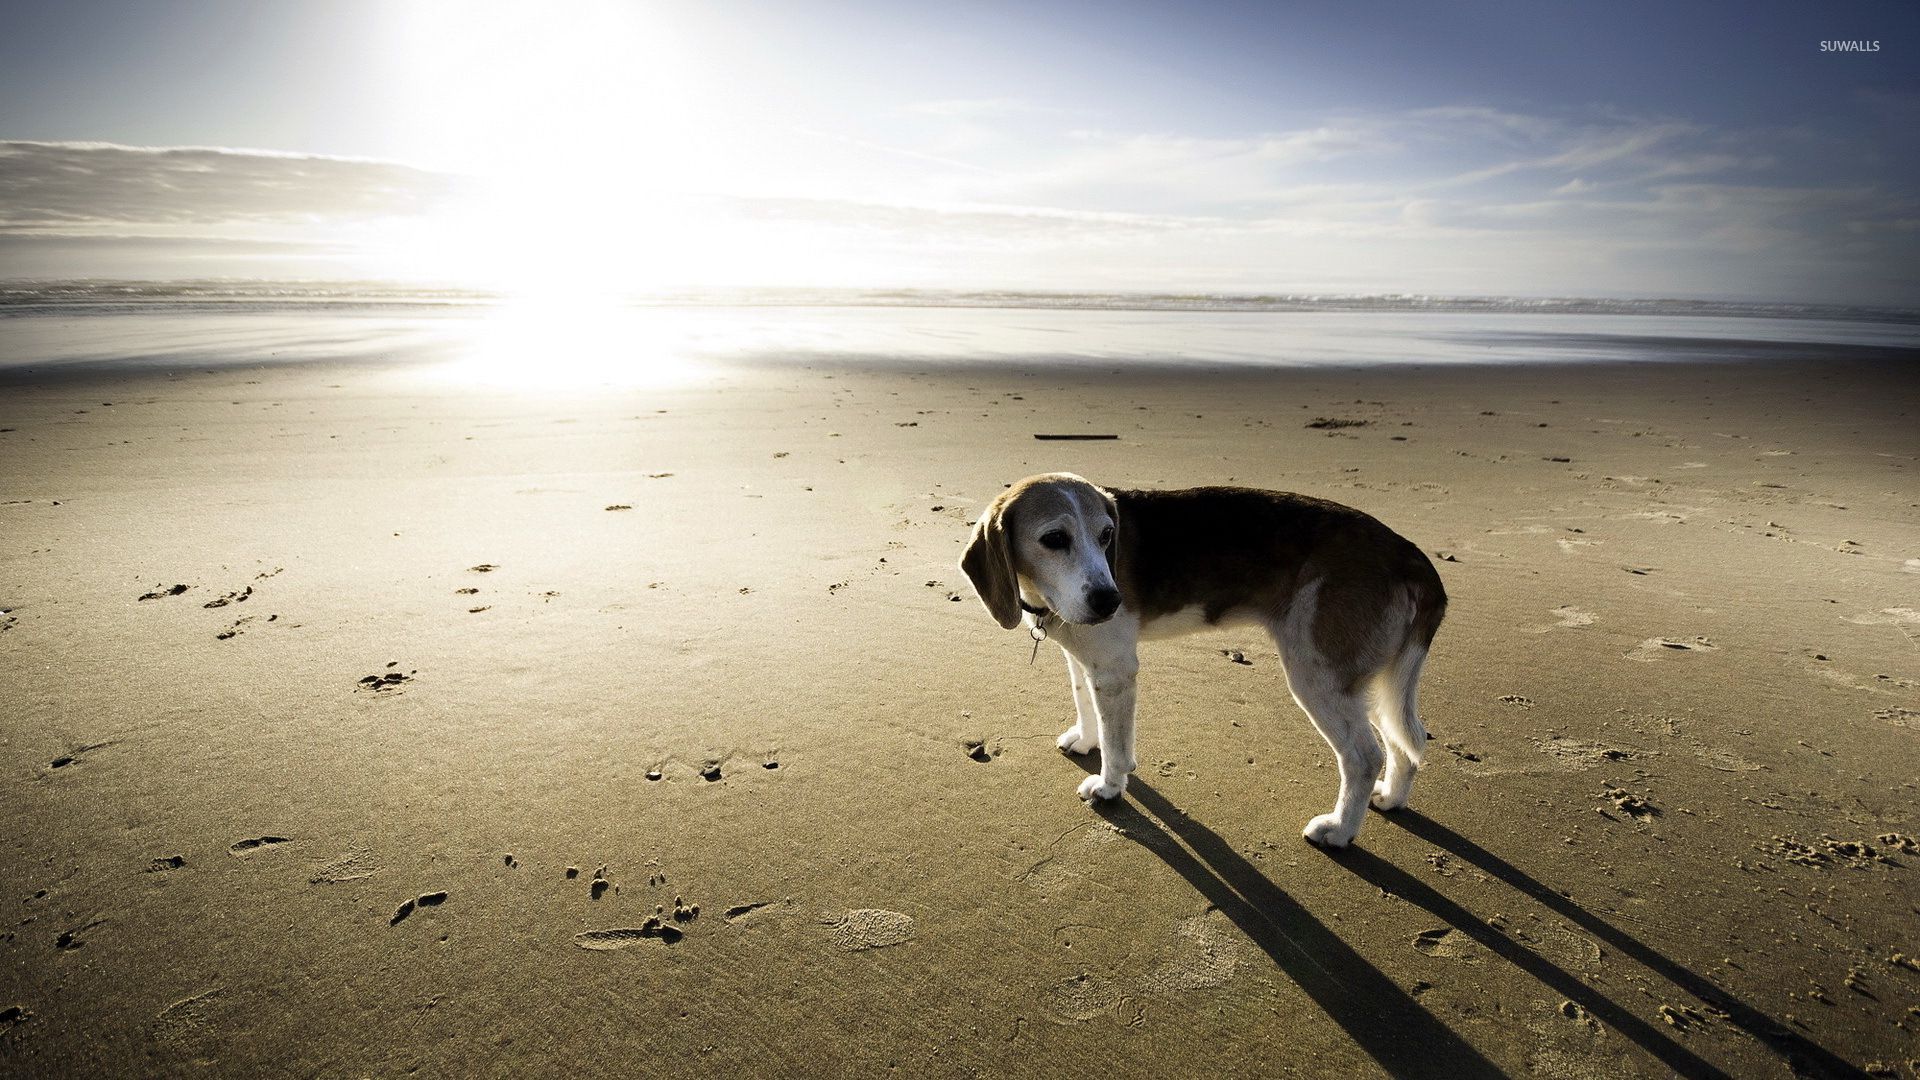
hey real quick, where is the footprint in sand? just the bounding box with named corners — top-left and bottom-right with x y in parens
top-left (1692, 746), bottom-right (1763, 773)
top-left (722, 901), bottom-right (781, 923)
top-left (1843, 607), bottom-right (1920, 637)
top-left (825, 909), bottom-right (915, 951)
top-left (1046, 973), bottom-right (1134, 1024)
top-left (962, 738), bottom-right (998, 763)
top-left (1874, 708), bottom-right (1918, 730)
top-left (151, 988), bottom-right (226, 1055)
top-left (1141, 910), bottom-right (1251, 995)
top-left (228, 836), bottom-right (292, 857)
top-left (1550, 606), bottom-right (1594, 628)
top-left (309, 849), bottom-right (377, 884)
top-left (573, 917), bottom-right (683, 949)
top-left (1530, 736), bottom-right (1636, 769)
top-left (1043, 909), bottom-right (1255, 1024)
top-left (1808, 663), bottom-right (1914, 694)
top-left (1756, 835), bottom-right (1896, 869)
top-left (1627, 636), bottom-right (1716, 661)
top-left (389, 891), bottom-right (448, 926)
top-left (1411, 927), bottom-right (1480, 962)
top-left (1510, 920), bottom-right (1602, 970)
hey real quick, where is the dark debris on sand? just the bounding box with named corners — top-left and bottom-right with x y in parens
top-left (357, 668), bottom-right (415, 692)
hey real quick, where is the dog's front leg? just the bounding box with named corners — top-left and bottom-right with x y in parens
top-left (1064, 629), bottom-right (1139, 802)
top-left (1057, 652), bottom-right (1100, 755)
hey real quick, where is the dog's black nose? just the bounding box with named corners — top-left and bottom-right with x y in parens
top-left (1087, 587), bottom-right (1121, 620)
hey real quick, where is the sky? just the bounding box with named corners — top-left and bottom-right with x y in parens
top-left (1, 0), bottom-right (1917, 304)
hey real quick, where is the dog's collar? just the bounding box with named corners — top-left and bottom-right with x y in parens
top-left (1020, 598), bottom-right (1057, 665)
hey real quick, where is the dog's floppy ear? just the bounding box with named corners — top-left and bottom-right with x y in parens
top-left (961, 495), bottom-right (1023, 630)
top-left (1099, 486), bottom-right (1121, 582)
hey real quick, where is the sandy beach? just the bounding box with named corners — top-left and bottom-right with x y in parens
top-left (3, 332), bottom-right (1918, 1078)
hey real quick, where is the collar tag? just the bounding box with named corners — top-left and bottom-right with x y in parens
top-left (1021, 598), bottom-right (1053, 665)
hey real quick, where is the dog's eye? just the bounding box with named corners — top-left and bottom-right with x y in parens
top-left (1039, 530), bottom-right (1070, 551)
top-left (1099, 527), bottom-right (1114, 548)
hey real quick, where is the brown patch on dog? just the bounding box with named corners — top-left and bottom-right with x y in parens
top-left (1111, 486), bottom-right (1446, 684)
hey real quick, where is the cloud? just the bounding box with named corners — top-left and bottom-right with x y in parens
top-left (2, 111), bottom-right (1914, 305)
top-left (852, 104), bottom-right (1796, 225)
top-left (0, 141), bottom-right (462, 232)
top-left (897, 98), bottom-right (1073, 120)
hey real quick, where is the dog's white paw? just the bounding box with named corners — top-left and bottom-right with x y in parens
top-left (1302, 812), bottom-right (1358, 848)
top-left (1369, 779), bottom-right (1410, 811)
top-left (1057, 726), bottom-right (1098, 755)
top-left (1077, 773), bottom-right (1125, 802)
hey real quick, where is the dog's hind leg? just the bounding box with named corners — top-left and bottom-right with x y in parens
top-left (1286, 665), bottom-right (1382, 847)
top-left (1271, 584), bottom-right (1383, 847)
top-left (1057, 651), bottom-right (1100, 755)
top-left (1369, 643), bottom-right (1428, 812)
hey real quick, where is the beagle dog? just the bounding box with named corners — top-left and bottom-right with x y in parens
top-left (961, 473), bottom-right (1447, 847)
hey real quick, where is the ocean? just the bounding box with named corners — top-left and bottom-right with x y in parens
top-left (2, 282), bottom-right (1915, 381)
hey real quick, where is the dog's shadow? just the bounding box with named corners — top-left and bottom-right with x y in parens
top-left (1070, 757), bottom-right (1857, 1080)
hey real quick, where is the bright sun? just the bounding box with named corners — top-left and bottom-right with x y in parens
top-left (371, 1), bottom-right (716, 296)
top-left (365, 3), bottom-right (724, 385)
top-left (359, 0), bottom-right (886, 305)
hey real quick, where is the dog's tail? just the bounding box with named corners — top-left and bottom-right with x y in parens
top-left (1374, 640), bottom-right (1430, 767)
top-left (1375, 573), bottom-right (1444, 767)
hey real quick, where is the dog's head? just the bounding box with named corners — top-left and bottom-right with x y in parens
top-left (961, 472), bottom-right (1122, 629)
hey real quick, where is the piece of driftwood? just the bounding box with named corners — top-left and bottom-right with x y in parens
top-left (1032, 433), bottom-right (1119, 440)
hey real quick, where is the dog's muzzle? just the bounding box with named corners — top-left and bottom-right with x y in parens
top-left (1085, 586), bottom-right (1122, 623)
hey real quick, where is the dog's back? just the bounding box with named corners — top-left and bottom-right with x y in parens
top-left (1114, 485), bottom-right (1446, 650)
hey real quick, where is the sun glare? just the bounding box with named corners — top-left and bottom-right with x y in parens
top-left (373, 2), bottom-right (711, 294)
top-left (423, 297), bottom-right (702, 390)
top-left (358, 1), bottom-right (898, 307)
top-left (368, 2), bottom-right (743, 386)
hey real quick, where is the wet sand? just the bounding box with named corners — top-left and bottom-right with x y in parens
top-left (2, 347), bottom-right (1918, 1077)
